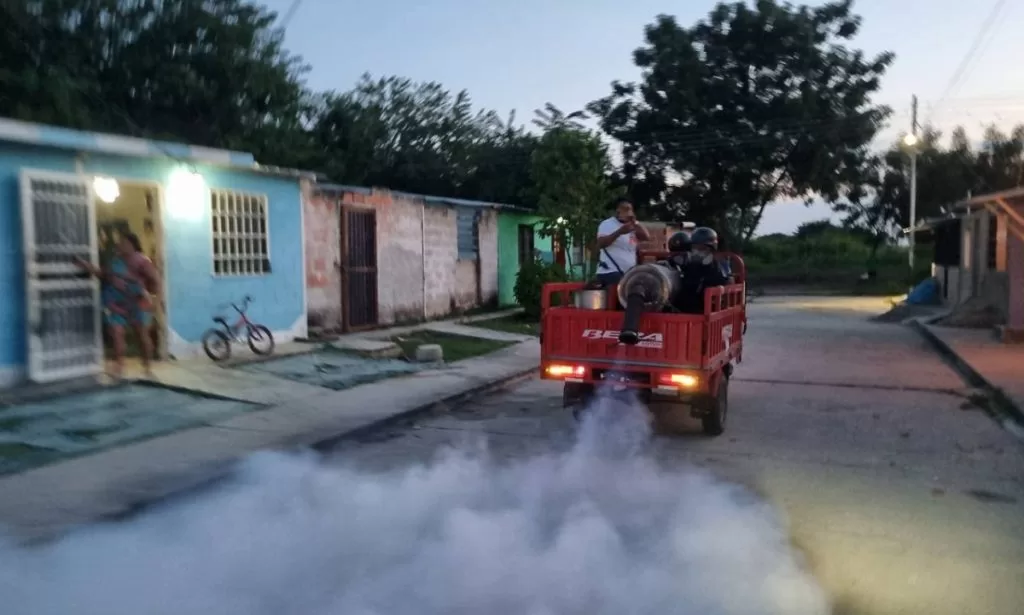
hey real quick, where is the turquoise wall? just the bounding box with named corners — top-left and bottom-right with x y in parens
top-left (497, 213), bottom-right (550, 306)
top-left (0, 142), bottom-right (305, 368)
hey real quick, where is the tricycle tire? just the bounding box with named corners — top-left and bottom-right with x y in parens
top-left (701, 373), bottom-right (729, 436)
top-left (563, 382), bottom-right (594, 419)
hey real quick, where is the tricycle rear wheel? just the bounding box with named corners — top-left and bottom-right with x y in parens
top-left (563, 382), bottom-right (595, 420)
top-left (701, 373), bottom-right (729, 436)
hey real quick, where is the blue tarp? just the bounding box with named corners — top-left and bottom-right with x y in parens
top-left (907, 277), bottom-right (940, 305)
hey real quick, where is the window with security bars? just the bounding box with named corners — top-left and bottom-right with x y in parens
top-left (211, 189), bottom-right (271, 275)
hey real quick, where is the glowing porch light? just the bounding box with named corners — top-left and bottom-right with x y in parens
top-left (166, 167), bottom-right (207, 221)
top-left (93, 176), bottom-right (120, 204)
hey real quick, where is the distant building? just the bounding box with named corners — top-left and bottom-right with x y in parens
top-left (302, 185), bottom-right (541, 331)
top-left (910, 187), bottom-right (1024, 342)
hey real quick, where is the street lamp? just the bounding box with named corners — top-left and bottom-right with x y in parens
top-left (903, 94), bottom-right (919, 273)
top-left (903, 132), bottom-right (918, 272)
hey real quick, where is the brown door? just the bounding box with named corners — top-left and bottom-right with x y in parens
top-left (341, 208), bottom-right (378, 331)
top-left (517, 224), bottom-right (535, 265)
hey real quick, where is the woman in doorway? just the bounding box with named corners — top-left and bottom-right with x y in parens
top-left (74, 232), bottom-right (161, 379)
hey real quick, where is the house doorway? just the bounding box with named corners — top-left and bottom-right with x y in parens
top-left (93, 181), bottom-right (169, 362)
top-left (517, 224), bottom-right (535, 265)
top-left (340, 207), bottom-right (378, 331)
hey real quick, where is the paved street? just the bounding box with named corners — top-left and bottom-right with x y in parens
top-left (2, 297), bottom-right (1023, 615)
top-left (334, 297), bottom-right (1024, 615)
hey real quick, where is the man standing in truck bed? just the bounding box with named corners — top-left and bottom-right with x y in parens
top-left (595, 197), bottom-right (650, 287)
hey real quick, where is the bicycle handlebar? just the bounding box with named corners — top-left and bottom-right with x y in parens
top-left (214, 296), bottom-right (253, 316)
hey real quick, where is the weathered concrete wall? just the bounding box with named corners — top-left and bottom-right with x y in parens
top-left (477, 209), bottom-right (499, 306)
top-left (934, 265), bottom-right (963, 306)
top-left (371, 192), bottom-right (425, 325)
top-left (303, 185), bottom-right (500, 328)
top-left (424, 206), bottom-right (456, 319)
top-left (453, 260), bottom-right (478, 311)
top-left (303, 192), bottom-right (342, 329)
top-left (449, 209), bottom-right (498, 312)
top-left (1007, 203), bottom-right (1024, 332)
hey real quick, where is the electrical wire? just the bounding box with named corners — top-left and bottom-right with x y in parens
top-left (279, 0), bottom-right (304, 30)
top-left (927, 0), bottom-right (1009, 125)
top-left (3, 11), bottom-right (1023, 174)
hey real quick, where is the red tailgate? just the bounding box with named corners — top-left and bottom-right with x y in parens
top-left (540, 283), bottom-right (705, 368)
top-left (540, 282), bottom-right (745, 370)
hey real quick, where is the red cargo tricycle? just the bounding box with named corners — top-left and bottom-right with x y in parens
top-left (539, 252), bottom-right (747, 436)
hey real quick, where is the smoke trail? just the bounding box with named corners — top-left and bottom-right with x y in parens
top-left (0, 395), bottom-right (829, 615)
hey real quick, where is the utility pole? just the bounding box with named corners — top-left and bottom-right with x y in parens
top-left (906, 95), bottom-right (919, 272)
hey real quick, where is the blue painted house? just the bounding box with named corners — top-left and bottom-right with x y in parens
top-left (0, 116), bottom-right (312, 387)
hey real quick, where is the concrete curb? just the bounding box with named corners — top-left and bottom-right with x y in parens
top-left (910, 319), bottom-right (1024, 439)
top-left (30, 362), bottom-right (540, 545)
top-left (309, 366), bottom-right (537, 452)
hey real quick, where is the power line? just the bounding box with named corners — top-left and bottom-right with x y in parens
top-left (279, 0), bottom-right (304, 29)
top-left (927, 0), bottom-right (1009, 124)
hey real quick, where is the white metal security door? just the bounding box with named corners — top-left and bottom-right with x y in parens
top-left (20, 169), bottom-right (103, 382)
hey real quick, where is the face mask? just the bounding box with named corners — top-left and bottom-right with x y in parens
top-left (692, 248), bottom-right (714, 265)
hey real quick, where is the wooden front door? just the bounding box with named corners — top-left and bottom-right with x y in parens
top-left (341, 207), bottom-right (378, 331)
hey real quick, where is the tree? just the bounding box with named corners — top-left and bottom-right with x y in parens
top-left (460, 110), bottom-right (540, 205)
top-left (529, 120), bottom-right (617, 275)
top-left (588, 0), bottom-right (893, 246)
top-left (307, 74), bottom-right (539, 202)
top-left (1, 0), bottom-right (312, 163)
top-left (974, 125), bottom-right (1024, 192)
top-left (532, 103), bottom-right (587, 131)
top-left (835, 123), bottom-right (1024, 259)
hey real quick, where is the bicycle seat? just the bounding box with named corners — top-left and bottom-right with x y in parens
top-left (213, 316), bottom-right (228, 326)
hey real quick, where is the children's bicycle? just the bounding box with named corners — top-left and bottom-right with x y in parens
top-left (201, 295), bottom-right (275, 362)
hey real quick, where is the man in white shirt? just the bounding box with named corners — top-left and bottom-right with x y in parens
top-left (595, 197), bottom-right (650, 286)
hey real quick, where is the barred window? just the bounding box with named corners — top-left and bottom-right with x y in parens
top-left (211, 189), bottom-right (271, 275)
top-left (456, 207), bottom-right (478, 259)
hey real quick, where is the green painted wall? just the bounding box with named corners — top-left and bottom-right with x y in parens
top-left (497, 212), bottom-right (551, 306)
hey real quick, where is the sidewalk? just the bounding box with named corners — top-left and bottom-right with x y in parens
top-left (0, 316), bottom-right (540, 543)
top-left (913, 322), bottom-right (1024, 437)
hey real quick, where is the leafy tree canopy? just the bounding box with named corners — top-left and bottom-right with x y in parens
top-left (587, 0), bottom-right (894, 245)
top-left (529, 109), bottom-right (618, 273)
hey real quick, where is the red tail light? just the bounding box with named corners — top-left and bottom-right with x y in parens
top-left (545, 364), bottom-right (586, 379)
top-left (657, 373), bottom-right (699, 389)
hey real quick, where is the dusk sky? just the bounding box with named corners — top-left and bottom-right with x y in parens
top-left (264, 0), bottom-right (1024, 234)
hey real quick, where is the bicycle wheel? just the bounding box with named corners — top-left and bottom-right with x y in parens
top-left (247, 324), bottom-right (275, 356)
top-left (202, 328), bottom-right (232, 362)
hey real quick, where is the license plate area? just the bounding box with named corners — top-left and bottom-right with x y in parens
top-left (594, 369), bottom-right (651, 390)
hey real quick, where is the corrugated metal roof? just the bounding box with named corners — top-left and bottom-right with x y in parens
top-left (905, 214), bottom-right (960, 234)
top-left (314, 182), bottom-right (532, 212)
top-left (907, 186), bottom-right (1024, 233)
top-left (952, 186), bottom-right (1024, 211)
top-left (0, 116), bottom-right (318, 179)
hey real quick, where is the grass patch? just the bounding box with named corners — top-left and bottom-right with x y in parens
top-left (391, 330), bottom-right (514, 362)
top-left (471, 314), bottom-right (540, 337)
top-left (0, 414), bottom-right (31, 431)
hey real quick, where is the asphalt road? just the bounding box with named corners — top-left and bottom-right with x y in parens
top-left (333, 297), bottom-right (1024, 615)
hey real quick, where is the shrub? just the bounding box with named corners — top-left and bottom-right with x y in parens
top-left (514, 258), bottom-right (569, 319)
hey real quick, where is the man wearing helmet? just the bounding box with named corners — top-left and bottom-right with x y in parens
top-left (666, 229), bottom-right (692, 254)
top-left (594, 197), bottom-right (650, 287)
top-left (675, 226), bottom-right (730, 314)
top-left (657, 229), bottom-right (693, 278)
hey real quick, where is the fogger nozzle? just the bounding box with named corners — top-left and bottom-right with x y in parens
top-left (619, 293), bottom-right (646, 345)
